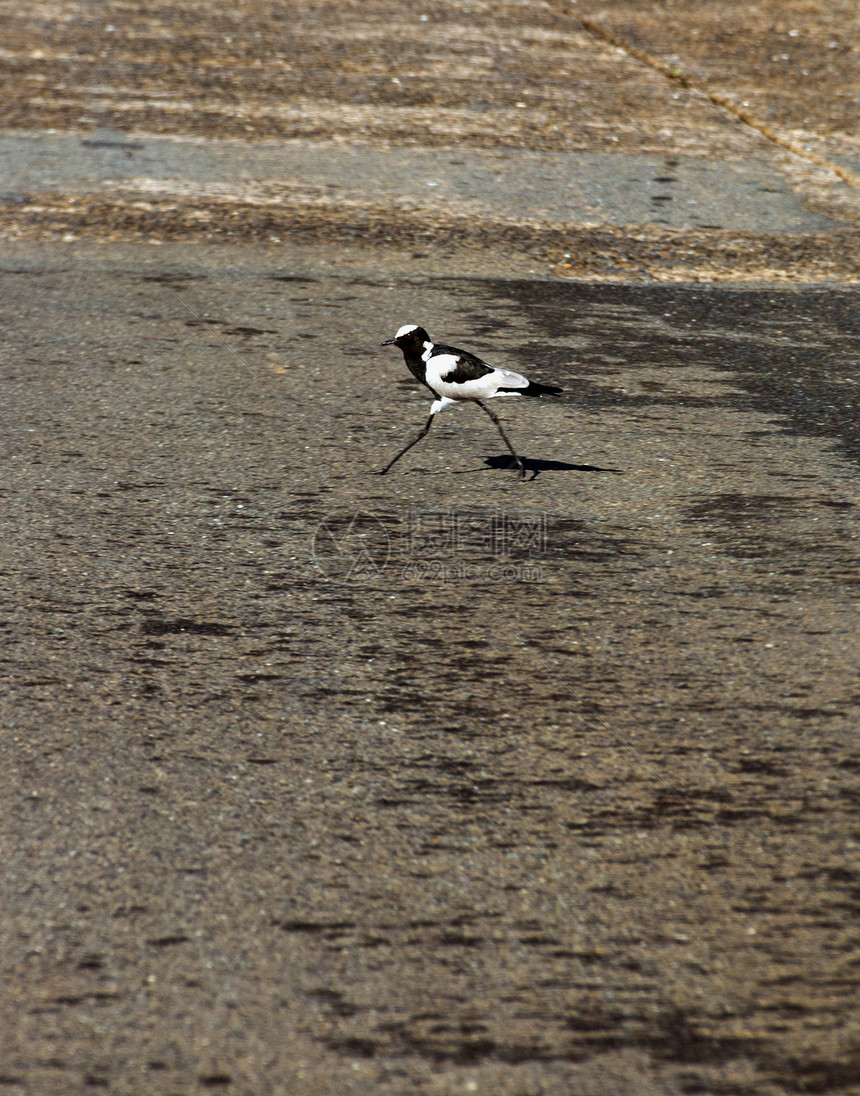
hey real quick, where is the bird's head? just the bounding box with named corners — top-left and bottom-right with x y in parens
top-left (381, 324), bottom-right (431, 350)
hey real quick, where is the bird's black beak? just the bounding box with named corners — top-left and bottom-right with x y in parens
top-left (380, 337), bottom-right (395, 346)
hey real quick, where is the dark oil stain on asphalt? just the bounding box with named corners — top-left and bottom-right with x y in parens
top-left (476, 279), bottom-right (860, 461)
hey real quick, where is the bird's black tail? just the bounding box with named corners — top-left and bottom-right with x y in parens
top-left (521, 379), bottom-right (563, 398)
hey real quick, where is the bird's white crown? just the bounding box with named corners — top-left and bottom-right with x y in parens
top-left (395, 324), bottom-right (419, 339)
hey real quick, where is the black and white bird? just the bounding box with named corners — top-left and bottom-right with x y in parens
top-left (379, 324), bottom-right (562, 478)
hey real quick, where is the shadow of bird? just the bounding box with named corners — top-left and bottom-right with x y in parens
top-left (481, 455), bottom-right (624, 480)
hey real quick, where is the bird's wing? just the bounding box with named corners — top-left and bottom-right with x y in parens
top-left (429, 345), bottom-right (495, 385)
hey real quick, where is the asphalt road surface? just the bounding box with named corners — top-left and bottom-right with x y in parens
top-left (2, 242), bottom-right (859, 1095)
top-left (2, 2), bottom-right (860, 1094)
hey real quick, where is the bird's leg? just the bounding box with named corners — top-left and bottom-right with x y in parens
top-left (378, 411), bottom-right (436, 474)
top-left (475, 400), bottom-right (525, 479)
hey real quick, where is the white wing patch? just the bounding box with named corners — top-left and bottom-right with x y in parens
top-left (424, 353), bottom-right (460, 384)
top-left (425, 357), bottom-right (530, 402)
top-left (492, 368), bottom-right (529, 390)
